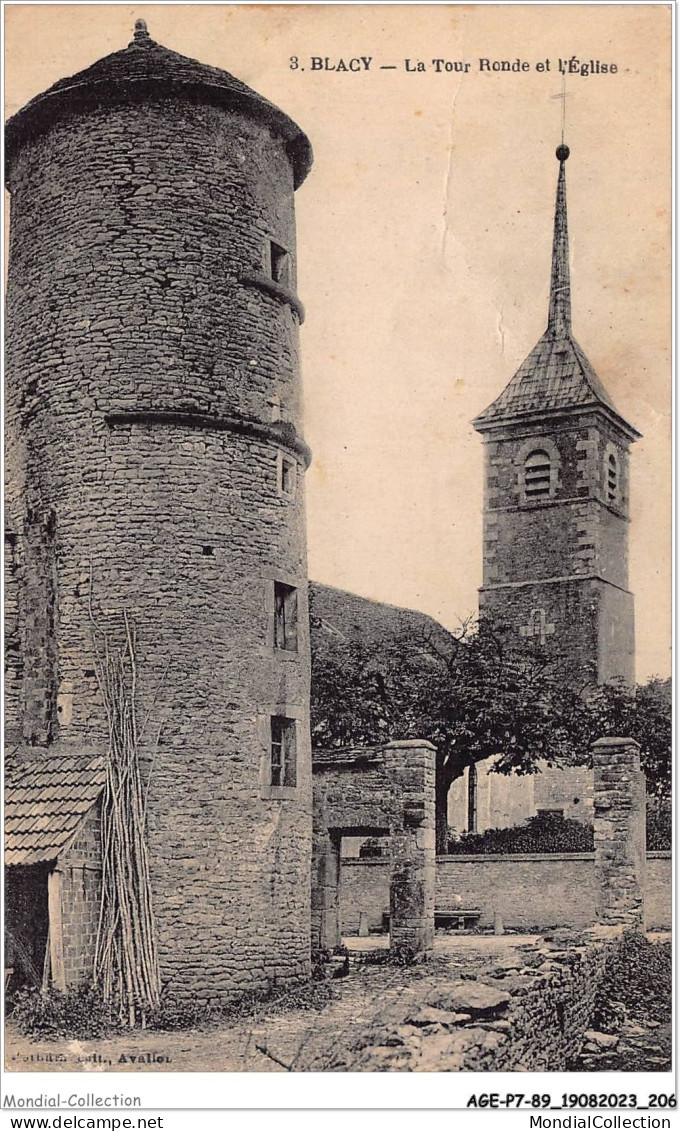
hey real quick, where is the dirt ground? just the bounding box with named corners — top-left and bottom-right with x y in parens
top-left (5, 934), bottom-right (671, 1074)
top-left (4, 937), bottom-right (536, 1073)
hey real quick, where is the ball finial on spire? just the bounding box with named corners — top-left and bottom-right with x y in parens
top-left (133, 19), bottom-right (150, 43)
top-left (556, 144), bottom-right (570, 162)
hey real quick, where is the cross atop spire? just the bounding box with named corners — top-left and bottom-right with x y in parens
top-left (547, 144), bottom-right (571, 338)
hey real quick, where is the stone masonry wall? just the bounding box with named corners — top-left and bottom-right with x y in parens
top-left (646, 853), bottom-right (672, 929)
top-left (448, 760), bottom-right (594, 833)
top-left (4, 531), bottom-right (23, 744)
top-left (434, 931), bottom-right (615, 1072)
top-left (593, 737), bottom-right (646, 929)
top-left (446, 930), bottom-right (617, 1072)
top-left (56, 803), bottom-right (102, 988)
top-left (325, 927), bottom-right (623, 1072)
top-left (479, 411), bottom-right (635, 687)
top-left (19, 507), bottom-right (59, 747)
top-left (481, 415), bottom-right (631, 588)
top-left (339, 851), bottom-right (671, 934)
top-left (533, 762), bottom-right (594, 819)
top-left (6, 94), bottom-right (313, 999)
top-left (313, 741), bottom-right (436, 954)
top-left (480, 577), bottom-right (602, 686)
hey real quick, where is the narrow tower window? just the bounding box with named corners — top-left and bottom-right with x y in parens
top-left (524, 449), bottom-right (552, 498)
top-left (274, 582), bottom-right (298, 651)
top-left (278, 453), bottom-right (297, 498)
top-left (270, 716), bottom-right (297, 787)
top-left (606, 451), bottom-right (619, 502)
top-left (269, 241), bottom-right (291, 287)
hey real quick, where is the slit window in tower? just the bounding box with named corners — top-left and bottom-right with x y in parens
top-left (274, 581), bottom-right (298, 652)
top-left (269, 240), bottom-right (291, 287)
top-left (279, 454), bottom-right (297, 498)
top-left (524, 449), bottom-right (552, 498)
top-left (607, 452), bottom-right (619, 502)
top-left (270, 716), bottom-right (297, 787)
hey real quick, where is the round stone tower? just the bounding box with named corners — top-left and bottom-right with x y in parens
top-left (5, 21), bottom-right (314, 997)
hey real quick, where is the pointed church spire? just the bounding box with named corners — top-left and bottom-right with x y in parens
top-left (547, 144), bottom-right (571, 337)
top-left (473, 141), bottom-right (640, 440)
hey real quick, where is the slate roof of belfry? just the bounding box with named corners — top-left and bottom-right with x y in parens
top-left (5, 753), bottom-right (105, 867)
top-left (473, 329), bottom-right (623, 428)
top-left (474, 145), bottom-right (638, 437)
top-left (5, 25), bottom-right (313, 187)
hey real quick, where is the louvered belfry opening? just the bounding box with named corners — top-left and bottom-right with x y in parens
top-left (524, 449), bottom-right (552, 498)
top-left (607, 452), bottom-right (619, 501)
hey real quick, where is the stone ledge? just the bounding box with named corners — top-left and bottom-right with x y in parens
top-left (260, 784), bottom-right (298, 801)
top-left (104, 409), bottom-right (312, 468)
top-left (592, 735), bottom-right (641, 750)
top-left (346, 850), bottom-right (668, 864)
top-left (240, 272), bottom-right (305, 322)
top-left (342, 856), bottom-right (391, 867)
top-left (437, 852), bottom-right (596, 863)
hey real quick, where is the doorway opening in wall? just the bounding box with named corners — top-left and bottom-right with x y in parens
top-left (5, 862), bottom-right (50, 994)
top-left (338, 827), bottom-right (391, 942)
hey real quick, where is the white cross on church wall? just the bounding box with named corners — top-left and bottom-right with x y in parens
top-left (519, 608), bottom-right (555, 645)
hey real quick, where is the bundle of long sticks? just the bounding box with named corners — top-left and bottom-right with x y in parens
top-left (91, 611), bottom-right (161, 1027)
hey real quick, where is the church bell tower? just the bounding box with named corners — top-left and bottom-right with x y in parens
top-left (473, 145), bottom-right (640, 687)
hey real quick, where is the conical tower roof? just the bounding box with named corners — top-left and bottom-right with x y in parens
top-left (474, 145), bottom-right (638, 439)
top-left (5, 19), bottom-right (312, 187)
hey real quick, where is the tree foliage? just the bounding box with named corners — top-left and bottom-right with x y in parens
top-left (583, 677), bottom-right (671, 800)
top-left (447, 811), bottom-right (594, 855)
top-left (310, 614), bottom-right (671, 851)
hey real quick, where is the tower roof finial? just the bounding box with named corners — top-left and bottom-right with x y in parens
top-left (133, 19), bottom-right (150, 45)
top-left (547, 143), bottom-right (571, 337)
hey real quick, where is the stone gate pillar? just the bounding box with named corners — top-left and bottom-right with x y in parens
top-left (385, 740), bottom-right (436, 955)
top-left (311, 829), bottom-right (341, 951)
top-left (592, 736), bottom-right (646, 930)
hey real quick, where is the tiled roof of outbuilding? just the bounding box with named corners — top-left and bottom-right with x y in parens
top-left (5, 20), bottom-right (313, 187)
top-left (5, 752), bottom-right (105, 867)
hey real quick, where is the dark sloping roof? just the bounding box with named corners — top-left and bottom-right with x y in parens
top-left (5, 23), bottom-right (312, 187)
top-left (5, 753), bottom-right (105, 867)
top-left (473, 329), bottom-right (624, 428)
top-left (313, 747), bottom-right (386, 769)
top-left (474, 147), bottom-right (638, 439)
top-left (309, 581), bottom-right (455, 656)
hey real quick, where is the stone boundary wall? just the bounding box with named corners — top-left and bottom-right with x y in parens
top-left (460, 931), bottom-right (611, 1072)
top-left (339, 852), bottom-right (671, 934)
top-left (318, 926), bottom-right (628, 1072)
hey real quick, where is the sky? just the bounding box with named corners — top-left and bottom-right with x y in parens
top-left (4, 3), bottom-right (672, 682)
